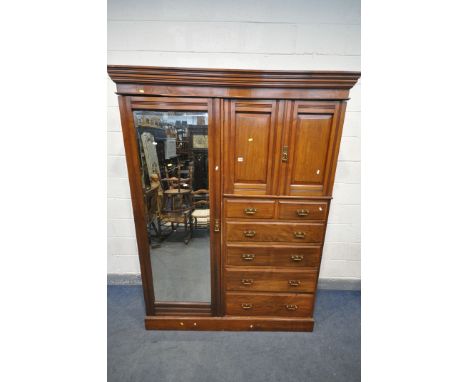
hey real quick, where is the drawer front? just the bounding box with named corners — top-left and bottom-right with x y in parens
top-left (225, 292), bottom-right (313, 317)
top-left (225, 222), bottom-right (325, 243)
top-left (226, 244), bottom-right (321, 267)
top-left (278, 201), bottom-right (328, 220)
top-left (225, 268), bottom-right (317, 293)
top-left (225, 199), bottom-right (275, 219)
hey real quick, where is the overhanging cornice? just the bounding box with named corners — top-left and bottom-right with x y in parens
top-left (107, 65), bottom-right (360, 89)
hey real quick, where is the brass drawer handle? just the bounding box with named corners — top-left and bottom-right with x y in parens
top-left (294, 231), bottom-right (305, 239)
top-left (296, 209), bottom-right (309, 217)
top-left (241, 279), bottom-right (254, 286)
top-left (241, 254), bottom-right (255, 261)
top-left (291, 255), bottom-right (304, 262)
top-left (244, 230), bottom-right (256, 238)
top-left (244, 207), bottom-right (257, 215)
top-left (285, 304), bottom-right (298, 311)
top-left (288, 280), bottom-right (301, 287)
top-left (241, 303), bottom-right (252, 310)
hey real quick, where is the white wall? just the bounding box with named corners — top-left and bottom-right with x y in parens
top-left (107, 0), bottom-right (361, 281)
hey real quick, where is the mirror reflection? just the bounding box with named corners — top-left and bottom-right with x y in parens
top-left (134, 110), bottom-right (211, 302)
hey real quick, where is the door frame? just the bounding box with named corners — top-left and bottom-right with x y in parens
top-left (117, 95), bottom-right (222, 316)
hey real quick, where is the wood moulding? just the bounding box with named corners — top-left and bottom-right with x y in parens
top-left (107, 65), bottom-right (360, 89)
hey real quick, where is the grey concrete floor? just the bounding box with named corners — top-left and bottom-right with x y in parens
top-left (151, 229), bottom-right (211, 302)
top-left (108, 286), bottom-right (361, 382)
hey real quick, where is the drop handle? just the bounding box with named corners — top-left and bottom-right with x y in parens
top-left (294, 231), bottom-right (305, 239)
top-left (296, 209), bottom-right (309, 217)
top-left (288, 280), bottom-right (301, 287)
top-left (241, 279), bottom-right (254, 286)
top-left (241, 254), bottom-right (255, 261)
top-left (241, 303), bottom-right (253, 310)
top-left (244, 230), bottom-right (256, 238)
top-left (285, 304), bottom-right (298, 311)
top-left (291, 255), bottom-right (304, 262)
top-left (244, 207), bottom-right (257, 215)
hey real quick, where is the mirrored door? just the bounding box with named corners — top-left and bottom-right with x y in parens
top-left (133, 110), bottom-right (211, 303)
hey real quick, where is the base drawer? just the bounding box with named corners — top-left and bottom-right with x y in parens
top-left (225, 222), bottom-right (325, 243)
top-left (225, 268), bottom-right (317, 293)
top-left (225, 292), bottom-right (314, 317)
top-left (226, 244), bottom-right (321, 267)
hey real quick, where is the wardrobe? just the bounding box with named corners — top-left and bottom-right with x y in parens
top-left (108, 65), bottom-right (360, 331)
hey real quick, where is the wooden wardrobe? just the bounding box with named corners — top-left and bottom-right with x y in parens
top-left (108, 65), bottom-right (360, 331)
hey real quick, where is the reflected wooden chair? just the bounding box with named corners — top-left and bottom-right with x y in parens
top-left (191, 189), bottom-right (210, 229)
top-left (157, 163), bottom-right (193, 244)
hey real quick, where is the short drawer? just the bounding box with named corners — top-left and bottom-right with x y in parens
top-left (225, 199), bottom-right (275, 219)
top-left (225, 222), bottom-right (325, 243)
top-left (226, 244), bottom-right (321, 267)
top-left (278, 201), bottom-right (328, 220)
top-left (225, 268), bottom-right (317, 293)
top-left (225, 292), bottom-right (314, 317)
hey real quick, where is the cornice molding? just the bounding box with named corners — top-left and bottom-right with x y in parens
top-left (107, 65), bottom-right (360, 89)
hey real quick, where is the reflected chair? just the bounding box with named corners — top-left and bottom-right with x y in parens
top-left (157, 163), bottom-right (193, 244)
top-left (191, 189), bottom-right (210, 229)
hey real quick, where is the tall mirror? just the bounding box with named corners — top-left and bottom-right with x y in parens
top-left (133, 110), bottom-right (211, 303)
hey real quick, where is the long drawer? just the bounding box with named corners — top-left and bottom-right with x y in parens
top-left (226, 244), bottom-right (321, 267)
top-left (225, 268), bottom-right (317, 293)
top-left (225, 292), bottom-right (314, 317)
top-left (225, 221), bottom-right (325, 243)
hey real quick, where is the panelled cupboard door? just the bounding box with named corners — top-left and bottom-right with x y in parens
top-left (281, 101), bottom-right (344, 196)
top-left (223, 100), bottom-right (282, 195)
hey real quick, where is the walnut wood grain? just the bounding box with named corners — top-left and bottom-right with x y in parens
top-left (225, 292), bottom-right (314, 317)
top-left (278, 200), bottom-right (328, 220)
top-left (115, 84), bottom-right (352, 100)
top-left (225, 199), bottom-right (275, 219)
top-left (108, 65), bottom-right (361, 89)
top-left (145, 316), bottom-right (314, 331)
top-left (118, 96), bottom-right (155, 315)
top-left (225, 268), bottom-right (317, 293)
top-left (223, 100), bottom-right (279, 195)
top-left (225, 221), bottom-right (325, 243)
top-left (225, 244), bottom-right (321, 267)
top-left (283, 101), bottom-right (342, 196)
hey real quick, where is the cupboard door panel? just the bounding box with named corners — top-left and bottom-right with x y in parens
top-left (234, 113), bottom-right (270, 183)
top-left (283, 101), bottom-right (342, 196)
top-left (223, 100), bottom-right (280, 195)
top-left (292, 115), bottom-right (332, 184)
